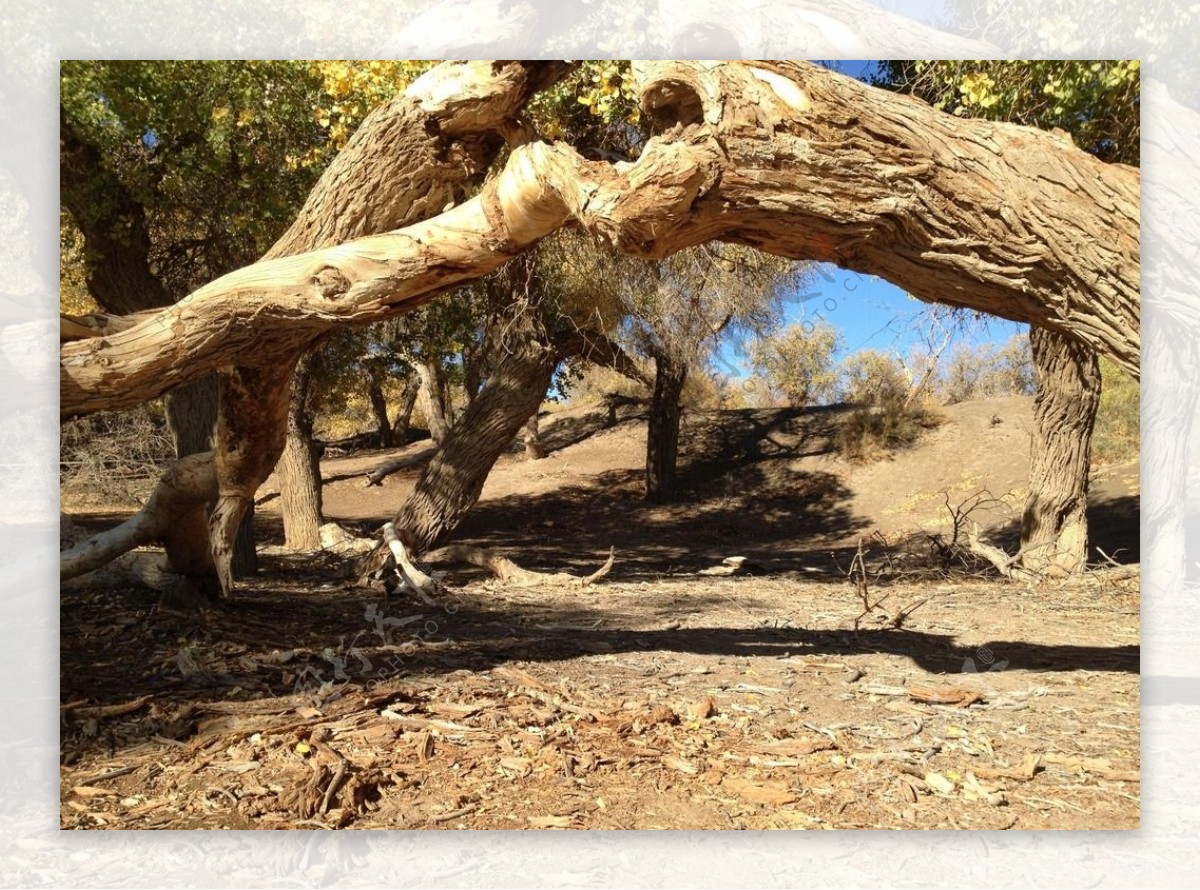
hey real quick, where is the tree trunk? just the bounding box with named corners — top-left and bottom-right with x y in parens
top-left (1020, 326), bottom-right (1102, 575)
top-left (645, 355), bottom-right (688, 503)
top-left (395, 321), bottom-right (558, 552)
top-left (414, 357), bottom-right (453, 445)
top-left (164, 373), bottom-right (257, 577)
top-left (522, 413), bottom-right (546, 460)
top-left (279, 356), bottom-right (324, 551)
top-left (367, 375), bottom-right (394, 448)
top-left (393, 374), bottom-right (421, 445)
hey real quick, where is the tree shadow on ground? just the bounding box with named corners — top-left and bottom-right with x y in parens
top-left (986, 492), bottom-right (1140, 566)
top-left (60, 564), bottom-right (1140, 760)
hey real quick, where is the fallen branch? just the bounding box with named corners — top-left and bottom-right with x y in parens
top-left (423, 544), bottom-right (615, 587)
top-left (363, 447), bottom-right (437, 487)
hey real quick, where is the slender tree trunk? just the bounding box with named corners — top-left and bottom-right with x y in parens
top-left (393, 374), bottom-right (421, 445)
top-left (523, 413), bottom-right (546, 460)
top-left (645, 355), bottom-right (688, 503)
top-left (415, 357), bottom-right (453, 445)
top-left (367, 376), bottom-right (394, 448)
top-left (395, 329), bottom-right (557, 552)
top-left (279, 356), bottom-right (324, 551)
top-left (1020, 326), bottom-right (1102, 575)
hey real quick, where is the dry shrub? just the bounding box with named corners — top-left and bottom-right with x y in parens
top-left (1092, 358), bottom-right (1139, 464)
top-left (836, 399), bottom-right (942, 463)
top-left (61, 405), bottom-right (175, 507)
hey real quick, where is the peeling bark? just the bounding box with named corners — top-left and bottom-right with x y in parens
top-left (63, 62), bottom-right (1138, 415)
top-left (1020, 327), bottom-right (1102, 575)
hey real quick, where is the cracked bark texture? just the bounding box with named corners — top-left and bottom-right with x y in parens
top-left (1020, 327), bottom-right (1102, 575)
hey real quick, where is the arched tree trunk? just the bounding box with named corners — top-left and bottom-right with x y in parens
top-left (415, 357), bottom-right (453, 445)
top-left (522, 413), bottom-right (547, 460)
top-left (393, 374), bottom-right (421, 446)
top-left (645, 354), bottom-right (688, 503)
top-left (1020, 326), bottom-right (1102, 575)
top-left (62, 61), bottom-right (1141, 589)
top-left (279, 355), bottom-right (324, 551)
top-left (367, 374), bottom-right (394, 448)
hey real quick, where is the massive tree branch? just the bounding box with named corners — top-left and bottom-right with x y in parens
top-left (62, 61), bottom-right (1138, 417)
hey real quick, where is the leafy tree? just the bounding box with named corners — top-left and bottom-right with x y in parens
top-left (839, 349), bottom-right (912, 407)
top-left (876, 60), bottom-right (1140, 164)
top-left (748, 321), bottom-right (842, 407)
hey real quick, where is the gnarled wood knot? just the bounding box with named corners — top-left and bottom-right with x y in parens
top-left (312, 266), bottom-right (351, 299)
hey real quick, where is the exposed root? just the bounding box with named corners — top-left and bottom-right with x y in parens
top-left (423, 544), bottom-right (615, 588)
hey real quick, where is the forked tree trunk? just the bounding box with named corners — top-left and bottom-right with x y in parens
top-left (367, 376), bottom-right (394, 448)
top-left (279, 356), bottom-right (324, 551)
top-left (395, 327), bottom-right (558, 553)
top-left (415, 357), bottom-right (453, 445)
top-left (393, 374), bottom-right (421, 446)
top-left (1020, 327), bottom-right (1102, 575)
top-left (522, 413), bottom-right (547, 460)
top-left (645, 355), bottom-right (688, 503)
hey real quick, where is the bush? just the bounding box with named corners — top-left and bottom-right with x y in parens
top-left (1092, 358), bottom-right (1139, 464)
top-left (836, 399), bottom-right (942, 463)
top-left (61, 404), bottom-right (176, 506)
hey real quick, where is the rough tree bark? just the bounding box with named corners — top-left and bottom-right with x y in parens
top-left (278, 355), bottom-right (324, 551)
top-left (644, 352), bottom-right (688, 502)
top-left (61, 61), bottom-right (1140, 583)
top-left (393, 279), bottom-right (560, 552)
top-left (63, 62), bottom-right (1138, 414)
top-left (366, 374), bottom-right (395, 448)
top-left (1020, 327), bottom-right (1102, 575)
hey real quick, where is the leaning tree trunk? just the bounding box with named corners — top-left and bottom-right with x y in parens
top-left (645, 354), bottom-right (689, 503)
top-left (366, 374), bottom-right (394, 448)
top-left (395, 331), bottom-right (558, 553)
top-left (1020, 326), bottom-right (1102, 575)
top-left (278, 355), bottom-right (324, 551)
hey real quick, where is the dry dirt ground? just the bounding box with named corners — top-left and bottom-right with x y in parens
top-left (60, 398), bottom-right (1141, 830)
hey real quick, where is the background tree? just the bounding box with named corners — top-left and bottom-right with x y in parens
top-left (747, 321), bottom-right (842, 407)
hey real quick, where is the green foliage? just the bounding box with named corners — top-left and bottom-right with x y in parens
top-left (748, 321), bottom-right (843, 406)
top-left (1093, 358), bottom-right (1140, 464)
top-left (876, 60), bottom-right (1140, 164)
